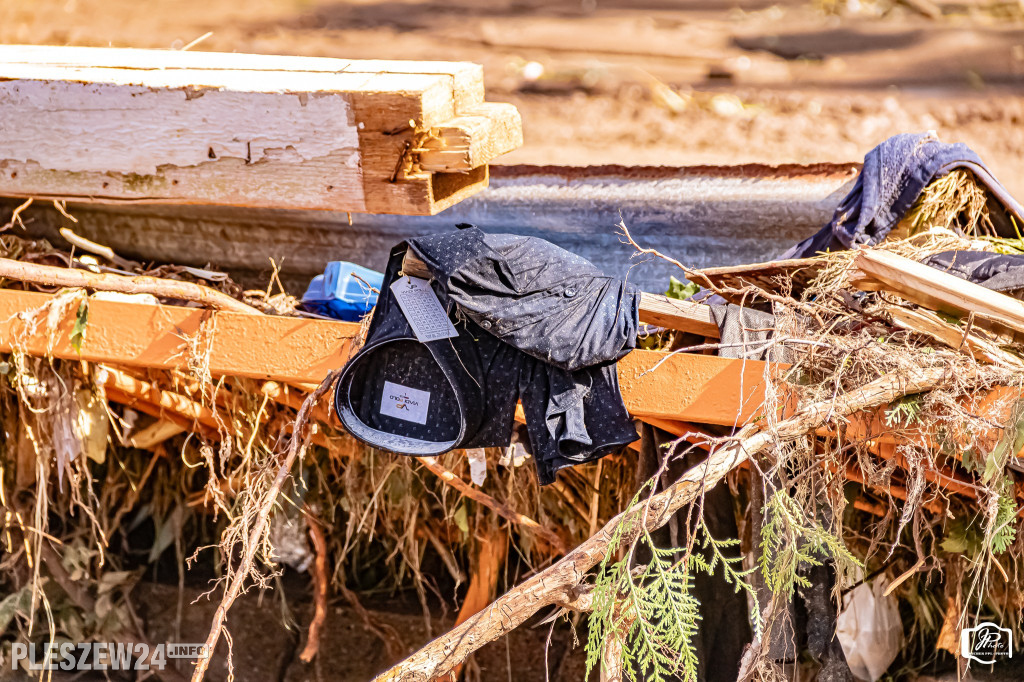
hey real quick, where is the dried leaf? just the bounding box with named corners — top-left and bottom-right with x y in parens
top-left (0, 586), bottom-right (33, 635)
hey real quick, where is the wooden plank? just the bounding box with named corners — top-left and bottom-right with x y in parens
top-left (852, 249), bottom-right (1024, 337)
top-left (401, 251), bottom-right (720, 337)
top-left (619, 349), bottom-right (775, 424)
top-left (418, 103), bottom-right (523, 172)
top-left (885, 305), bottom-right (1021, 366)
top-left (0, 47), bottom-right (523, 215)
top-left (0, 288), bottom-right (755, 421)
top-left (637, 292), bottom-right (719, 337)
top-left (18, 288), bottom-right (1011, 436)
top-left (0, 289), bottom-right (357, 385)
top-left (688, 257), bottom-right (826, 304)
top-left (0, 44), bottom-right (486, 112)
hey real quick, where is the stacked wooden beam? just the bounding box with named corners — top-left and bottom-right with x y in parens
top-left (0, 45), bottom-right (522, 215)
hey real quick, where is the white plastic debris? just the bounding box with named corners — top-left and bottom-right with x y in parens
top-left (836, 578), bottom-right (903, 682)
top-left (269, 512), bottom-right (312, 572)
top-left (467, 448), bottom-right (487, 486)
top-left (498, 442), bottom-right (530, 468)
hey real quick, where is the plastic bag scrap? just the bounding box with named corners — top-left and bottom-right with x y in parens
top-left (836, 577), bottom-right (904, 682)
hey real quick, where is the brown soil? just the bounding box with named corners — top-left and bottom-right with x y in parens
top-left (2, 0), bottom-right (1023, 193)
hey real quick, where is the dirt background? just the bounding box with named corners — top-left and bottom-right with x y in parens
top-left (2, 2), bottom-right (1022, 680)
top-left (2, 0), bottom-right (1024, 195)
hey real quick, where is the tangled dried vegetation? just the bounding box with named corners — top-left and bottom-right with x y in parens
top-left (0, 206), bottom-right (639, 679)
top-left (593, 170), bottom-right (1024, 682)
top-left (1, 169), bottom-right (1023, 682)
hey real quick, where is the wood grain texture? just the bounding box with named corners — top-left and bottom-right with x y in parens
top-left (418, 103), bottom-right (523, 172)
top-left (637, 292), bottom-right (719, 336)
top-left (852, 249), bottom-right (1024, 337)
top-left (0, 44), bottom-right (486, 113)
top-left (0, 46), bottom-right (521, 215)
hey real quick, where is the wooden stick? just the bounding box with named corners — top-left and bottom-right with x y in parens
top-left (128, 419), bottom-right (186, 449)
top-left (59, 227), bottom-right (139, 270)
top-left (191, 369), bottom-right (341, 682)
top-left (852, 249), bottom-right (1024, 338)
top-left (373, 367), bottom-right (954, 681)
top-left (299, 506), bottom-right (329, 664)
top-left (884, 305), bottom-right (1020, 368)
top-left (639, 416), bottom-right (716, 449)
top-left (417, 455), bottom-right (567, 554)
top-left (870, 441), bottom-right (982, 499)
top-left (105, 385), bottom-right (221, 444)
top-left (841, 462), bottom-right (943, 515)
top-left (0, 256), bottom-right (259, 314)
top-left (260, 381), bottom-right (334, 426)
top-left (97, 366), bottom-right (220, 430)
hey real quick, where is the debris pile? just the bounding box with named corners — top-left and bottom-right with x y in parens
top-left (0, 217), bottom-right (635, 678)
top-left (1, 132), bottom-right (1022, 682)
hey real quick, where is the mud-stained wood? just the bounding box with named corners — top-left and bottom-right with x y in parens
top-left (0, 47), bottom-right (522, 215)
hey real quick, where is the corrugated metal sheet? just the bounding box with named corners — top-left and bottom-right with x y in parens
top-left (11, 163), bottom-right (858, 293)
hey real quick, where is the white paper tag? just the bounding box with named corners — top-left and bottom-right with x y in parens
top-left (391, 276), bottom-right (458, 342)
top-left (467, 448), bottom-right (487, 486)
top-left (380, 381), bottom-right (430, 424)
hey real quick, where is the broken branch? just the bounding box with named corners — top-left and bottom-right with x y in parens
top-left (373, 366), bottom-right (955, 681)
top-left (0, 256), bottom-right (260, 314)
top-left (299, 506), bottom-right (329, 663)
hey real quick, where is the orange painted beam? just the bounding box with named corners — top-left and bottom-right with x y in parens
top-left (0, 289), bottom-right (775, 425)
top-left (619, 349), bottom-right (778, 425)
top-left (4, 288), bottom-right (1017, 460)
top-left (0, 289), bottom-right (357, 385)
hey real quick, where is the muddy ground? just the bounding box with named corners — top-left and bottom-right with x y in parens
top-left (2, 1), bottom-right (1023, 680)
top-left (2, 0), bottom-right (1024, 195)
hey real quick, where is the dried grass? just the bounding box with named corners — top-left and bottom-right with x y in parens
top-left (0, 225), bottom-right (634, 675)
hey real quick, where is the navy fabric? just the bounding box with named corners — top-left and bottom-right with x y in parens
top-left (407, 228), bottom-right (640, 371)
top-left (335, 245), bottom-right (520, 457)
top-left (922, 251), bottom-right (1024, 293)
top-left (335, 232), bottom-right (639, 485)
top-left (783, 132), bottom-right (1024, 259)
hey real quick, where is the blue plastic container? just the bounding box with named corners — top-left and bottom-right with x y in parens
top-left (301, 261), bottom-right (384, 321)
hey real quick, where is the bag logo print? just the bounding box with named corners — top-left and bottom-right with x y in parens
top-left (391, 391), bottom-right (416, 411)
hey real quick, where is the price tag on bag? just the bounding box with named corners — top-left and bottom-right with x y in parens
top-left (391, 276), bottom-right (458, 342)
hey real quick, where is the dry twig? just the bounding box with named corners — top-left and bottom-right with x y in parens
top-left (0, 256), bottom-right (259, 314)
top-left (374, 367), bottom-right (956, 681)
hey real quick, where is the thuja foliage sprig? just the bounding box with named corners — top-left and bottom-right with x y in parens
top-left (758, 489), bottom-right (862, 599)
top-left (585, 485), bottom-right (761, 682)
